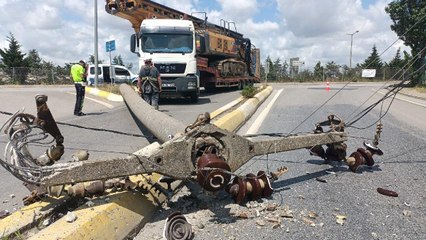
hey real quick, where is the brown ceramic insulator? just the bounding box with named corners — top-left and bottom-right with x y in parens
top-left (236, 178), bottom-right (247, 204)
top-left (348, 151), bottom-right (365, 172)
top-left (227, 182), bottom-right (239, 196)
top-left (357, 148), bottom-right (374, 166)
top-left (163, 212), bottom-right (193, 240)
top-left (246, 173), bottom-right (262, 201)
top-left (257, 171), bottom-right (273, 197)
top-left (85, 181), bottom-right (105, 195)
top-left (68, 183), bottom-right (85, 198)
top-left (377, 187), bottom-right (398, 197)
top-left (229, 177), bottom-right (247, 204)
top-left (197, 153), bottom-right (231, 192)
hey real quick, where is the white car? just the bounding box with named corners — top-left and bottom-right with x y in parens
top-left (87, 64), bottom-right (138, 85)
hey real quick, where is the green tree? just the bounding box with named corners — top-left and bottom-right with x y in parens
top-left (113, 55), bottom-right (124, 66)
top-left (361, 45), bottom-right (383, 69)
top-left (386, 1), bottom-right (426, 85)
top-left (0, 33), bottom-right (28, 84)
top-left (325, 61), bottom-right (341, 79)
top-left (0, 33), bottom-right (27, 68)
top-left (387, 48), bottom-right (404, 68)
top-left (25, 49), bottom-right (42, 68)
top-left (264, 56), bottom-right (276, 81)
top-left (314, 61), bottom-right (324, 80)
top-left (88, 55), bottom-right (104, 64)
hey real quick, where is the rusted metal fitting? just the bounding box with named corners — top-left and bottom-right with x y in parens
top-left (35, 95), bottom-right (64, 144)
top-left (163, 212), bottom-right (193, 240)
top-left (310, 115), bottom-right (347, 161)
top-left (33, 94), bottom-right (65, 165)
top-left (36, 144), bottom-right (65, 166)
top-left (325, 142), bottom-right (347, 161)
top-left (197, 153), bottom-right (231, 192)
top-left (22, 191), bottom-right (45, 205)
top-left (226, 171), bottom-right (274, 204)
top-left (185, 112), bottom-right (210, 133)
top-left (309, 142), bottom-right (347, 162)
top-left (346, 142), bottom-right (383, 172)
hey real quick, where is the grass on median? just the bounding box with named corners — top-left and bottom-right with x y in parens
top-left (97, 84), bottom-right (121, 95)
top-left (414, 85), bottom-right (426, 93)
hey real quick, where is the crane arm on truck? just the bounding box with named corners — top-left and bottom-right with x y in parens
top-left (105, 0), bottom-right (241, 36)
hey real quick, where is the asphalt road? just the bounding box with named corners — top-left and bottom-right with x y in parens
top-left (0, 85), bottom-right (241, 213)
top-left (138, 82), bottom-right (426, 240)
top-left (1, 83), bottom-right (425, 240)
top-left (234, 82), bottom-right (426, 240)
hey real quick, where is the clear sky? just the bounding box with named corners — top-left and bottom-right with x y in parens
top-left (0, 0), bottom-right (408, 70)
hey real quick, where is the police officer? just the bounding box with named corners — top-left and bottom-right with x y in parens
top-left (137, 59), bottom-right (162, 110)
top-left (71, 60), bottom-right (87, 116)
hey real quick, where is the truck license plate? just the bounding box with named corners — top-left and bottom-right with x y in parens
top-left (162, 83), bottom-right (175, 87)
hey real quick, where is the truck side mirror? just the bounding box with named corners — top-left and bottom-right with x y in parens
top-left (130, 34), bottom-right (140, 57)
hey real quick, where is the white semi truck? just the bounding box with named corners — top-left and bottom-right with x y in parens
top-left (132, 19), bottom-right (200, 102)
top-left (106, 0), bottom-right (261, 103)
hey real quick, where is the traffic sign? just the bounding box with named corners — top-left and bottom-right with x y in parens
top-left (106, 40), bottom-right (116, 52)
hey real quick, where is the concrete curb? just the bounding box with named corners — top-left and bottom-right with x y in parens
top-left (85, 87), bottom-right (123, 102)
top-left (213, 85), bottom-right (273, 132)
top-left (0, 85), bottom-right (274, 239)
top-left (0, 197), bottom-right (66, 238)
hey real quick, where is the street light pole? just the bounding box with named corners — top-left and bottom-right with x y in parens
top-left (347, 30), bottom-right (359, 69)
top-left (94, 0), bottom-right (99, 87)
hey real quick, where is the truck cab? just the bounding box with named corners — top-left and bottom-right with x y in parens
top-left (87, 64), bottom-right (138, 85)
top-left (131, 19), bottom-right (200, 102)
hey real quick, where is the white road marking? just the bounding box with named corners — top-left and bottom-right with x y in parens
top-left (67, 92), bottom-right (114, 109)
top-left (245, 88), bottom-right (283, 135)
top-left (376, 89), bottom-right (426, 108)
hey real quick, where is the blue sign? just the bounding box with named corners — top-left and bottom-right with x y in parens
top-left (106, 40), bottom-right (116, 52)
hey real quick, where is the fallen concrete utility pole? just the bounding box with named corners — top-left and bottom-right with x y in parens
top-left (0, 86), bottom-right (348, 190)
top-left (119, 84), bottom-right (186, 143)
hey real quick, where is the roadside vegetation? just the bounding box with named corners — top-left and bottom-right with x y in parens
top-left (241, 85), bottom-right (258, 98)
top-left (0, 1), bottom-right (425, 87)
top-left (97, 84), bottom-right (122, 95)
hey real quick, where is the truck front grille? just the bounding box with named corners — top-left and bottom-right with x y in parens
top-left (156, 63), bottom-right (186, 74)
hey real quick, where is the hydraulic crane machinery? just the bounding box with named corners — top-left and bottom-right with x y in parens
top-left (105, 0), bottom-right (261, 102)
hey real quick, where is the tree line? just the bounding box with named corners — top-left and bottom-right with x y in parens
top-left (0, 33), bottom-right (131, 84)
top-left (262, 1), bottom-right (425, 85)
top-left (261, 45), bottom-right (411, 82)
top-left (1, 1), bottom-right (425, 85)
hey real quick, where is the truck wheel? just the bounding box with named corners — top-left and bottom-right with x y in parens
top-left (237, 80), bottom-right (243, 90)
top-left (190, 93), bottom-right (199, 103)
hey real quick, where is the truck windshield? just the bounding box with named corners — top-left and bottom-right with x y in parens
top-left (142, 33), bottom-right (193, 54)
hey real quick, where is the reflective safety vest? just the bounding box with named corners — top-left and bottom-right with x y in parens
top-left (71, 64), bottom-right (84, 83)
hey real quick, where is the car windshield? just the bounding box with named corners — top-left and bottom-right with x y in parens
top-left (142, 33), bottom-right (193, 54)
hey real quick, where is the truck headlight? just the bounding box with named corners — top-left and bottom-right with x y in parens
top-left (187, 81), bottom-right (197, 89)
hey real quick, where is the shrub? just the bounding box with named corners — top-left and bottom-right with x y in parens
top-left (241, 85), bottom-right (257, 98)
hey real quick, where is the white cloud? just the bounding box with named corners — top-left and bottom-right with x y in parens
top-left (0, 0), bottom-right (411, 70)
top-left (216, 0), bottom-right (258, 22)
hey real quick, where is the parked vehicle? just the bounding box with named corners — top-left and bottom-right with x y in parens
top-left (87, 64), bottom-right (138, 85)
top-left (105, 0), bottom-right (260, 103)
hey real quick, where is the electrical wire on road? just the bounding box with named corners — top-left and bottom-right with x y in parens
top-left (0, 110), bottom-right (145, 138)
